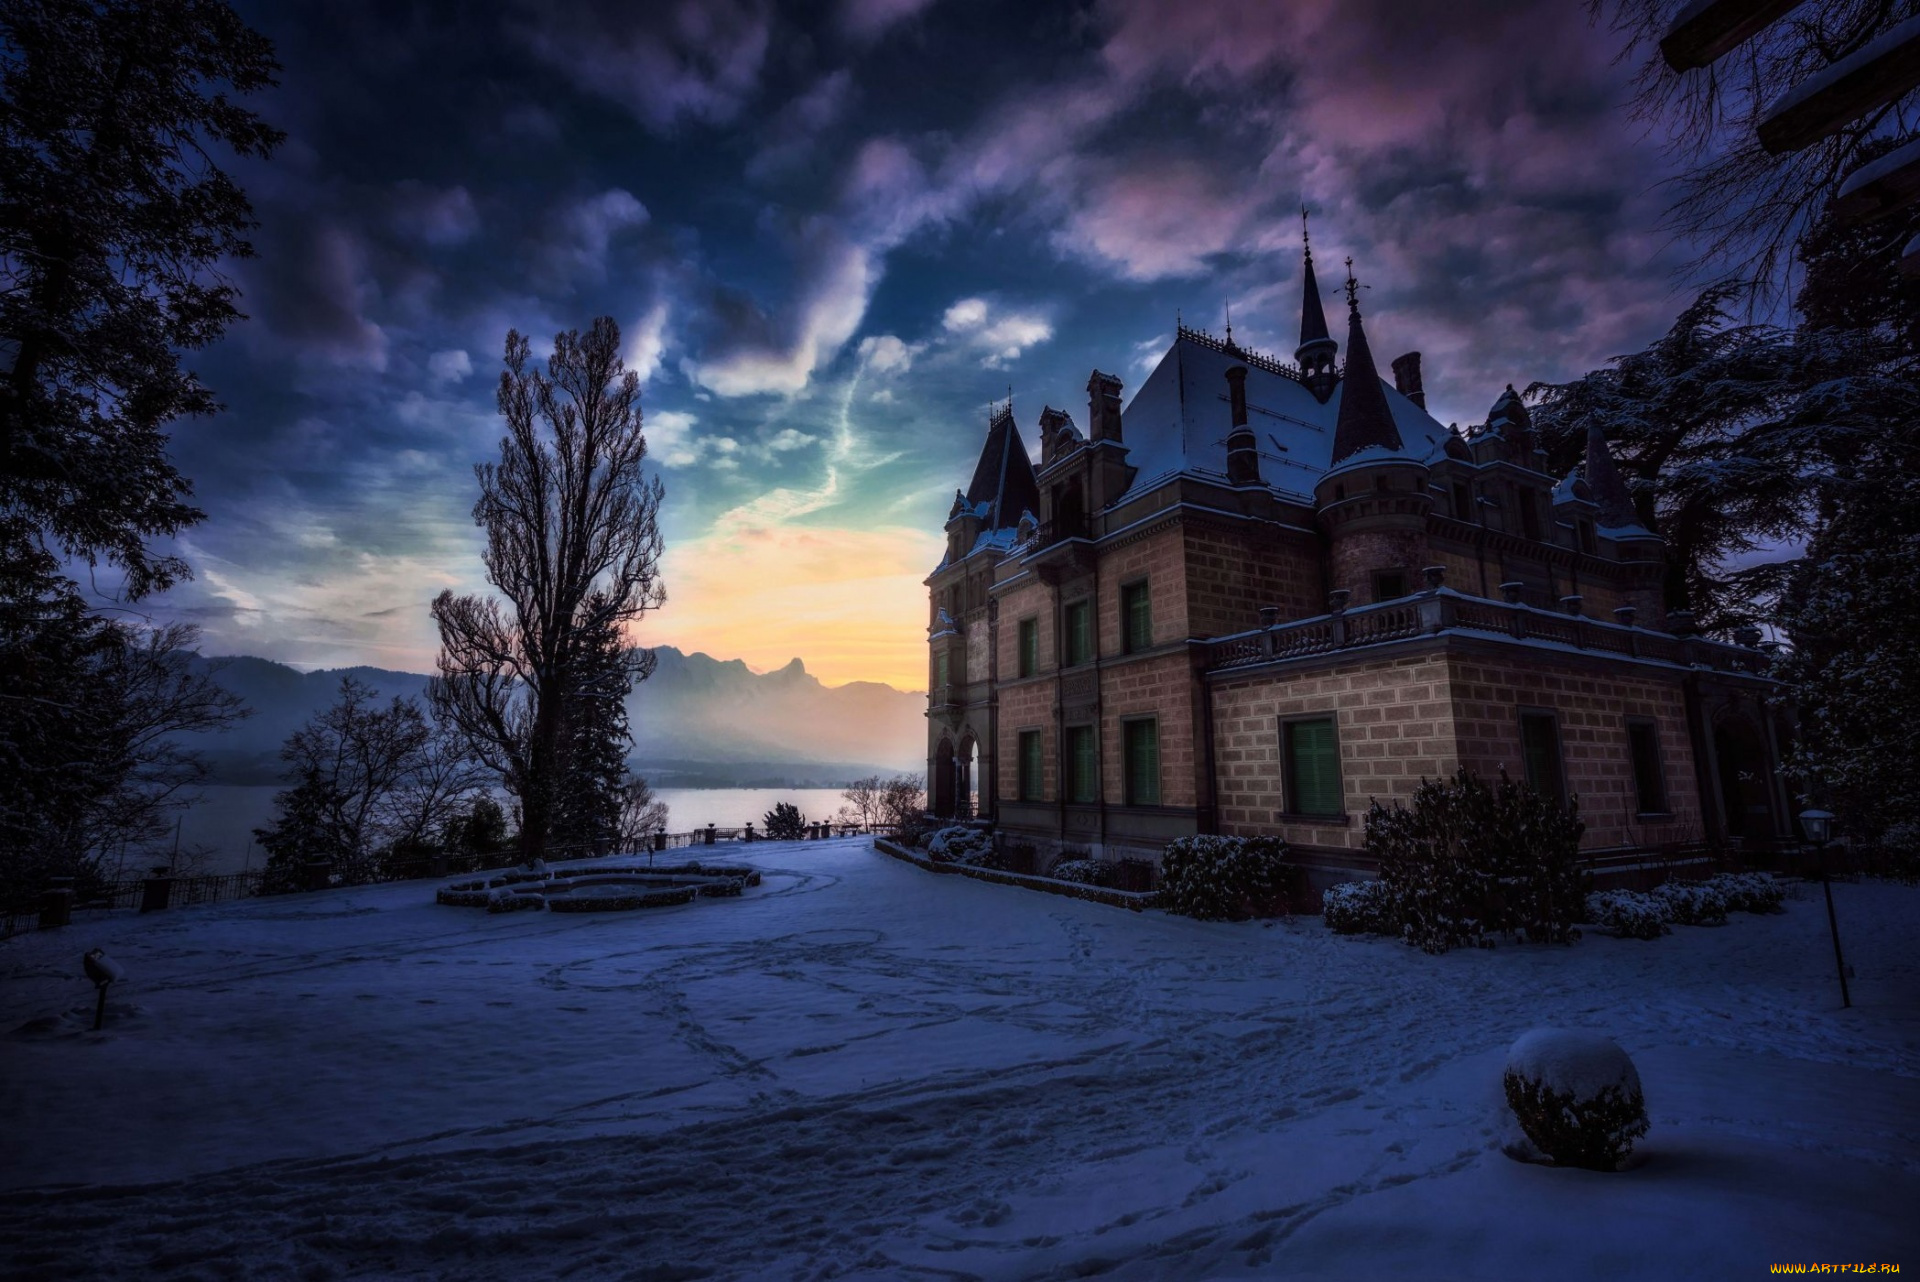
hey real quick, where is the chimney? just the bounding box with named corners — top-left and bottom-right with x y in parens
top-left (1224, 364), bottom-right (1261, 486)
top-left (1226, 364), bottom-right (1248, 428)
top-left (1087, 370), bottom-right (1123, 443)
top-left (1391, 351), bottom-right (1426, 409)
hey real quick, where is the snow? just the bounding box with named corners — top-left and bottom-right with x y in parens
top-left (1505, 1028), bottom-right (1641, 1102)
top-left (2, 838), bottom-right (1916, 1279)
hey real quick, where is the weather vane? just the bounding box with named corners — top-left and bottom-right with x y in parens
top-left (1224, 300), bottom-right (1233, 345)
top-left (1344, 256), bottom-right (1362, 311)
top-left (1301, 205), bottom-right (1311, 258)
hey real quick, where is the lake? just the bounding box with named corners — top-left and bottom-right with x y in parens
top-left (167, 785), bottom-right (865, 875)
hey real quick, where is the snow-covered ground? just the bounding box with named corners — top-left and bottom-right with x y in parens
top-left (2, 839), bottom-right (1915, 1280)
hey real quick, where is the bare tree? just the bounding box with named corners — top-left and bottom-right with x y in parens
top-left (615, 776), bottom-right (669, 852)
top-left (838, 775), bottom-right (882, 831)
top-left (1596, 0), bottom-right (1919, 297)
top-left (430, 318), bottom-right (665, 862)
top-left (256, 678), bottom-right (441, 885)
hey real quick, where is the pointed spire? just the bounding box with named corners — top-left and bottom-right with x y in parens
top-left (1296, 212), bottom-right (1334, 358)
top-left (1329, 260), bottom-right (1404, 466)
top-left (964, 403), bottom-right (1040, 529)
top-left (1584, 420), bottom-right (1646, 531)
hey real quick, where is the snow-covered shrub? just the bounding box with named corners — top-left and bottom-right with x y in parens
top-left (1583, 890), bottom-right (1670, 939)
top-left (926, 826), bottom-right (997, 867)
top-left (1047, 858), bottom-right (1114, 887)
top-left (435, 886), bottom-right (492, 908)
top-left (1502, 1028), bottom-right (1649, 1171)
top-left (1158, 835), bottom-right (1299, 921)
top-left (546, 885), bottom-right (697, 913)
top-left (487, 887), bottom-right (543, 913)
top-left (1651, 879), bottom-right (1728, 926)
top-left (696, 877), bottom-right (745, 897)
top-left (1367, 768), bottom-right (1586, 953)
top-left (1705, 872), bottom-right (1784, 914)
top-left (1321, 880), bottom-right (1395, 935)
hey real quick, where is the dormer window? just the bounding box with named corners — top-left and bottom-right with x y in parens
top-left (1518, 489), bottom-right (1541, 541)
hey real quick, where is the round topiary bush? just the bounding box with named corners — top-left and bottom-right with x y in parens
top-left (1159, 835), bottom-right (1299, 921)
top-left (1502, 1028), bottom-right (1649, 1171)
top-left (1322, 880), bottom-right (1395, 935)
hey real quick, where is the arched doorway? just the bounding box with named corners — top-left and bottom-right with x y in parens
top-left (1713, 711), bottom-right (1776, 841)
top-left (932, 738), bottom-right (956, 817)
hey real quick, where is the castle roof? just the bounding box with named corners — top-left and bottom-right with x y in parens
top-left (1115, 326), bottom-right (1450, 504)
top-left (1328, 294), bottom-right (1404, 466)
top-left (962, 406), bottom-right (1041, 530)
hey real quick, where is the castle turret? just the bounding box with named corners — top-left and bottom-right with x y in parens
top-left (1295, 224), bottom-right (1339, 403)
top-left (1313, 261), bottom-right (1431, 604)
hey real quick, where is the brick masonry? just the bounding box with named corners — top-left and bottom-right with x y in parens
top-left (1211, 640), bottom-right (1704, 854)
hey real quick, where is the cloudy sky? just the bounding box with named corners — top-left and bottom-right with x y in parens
top-left (141, 0), bottom-right (1700, 691)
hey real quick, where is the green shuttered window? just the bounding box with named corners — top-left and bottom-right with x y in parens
top-left (1066, 725), bottom-right (1097, 803)
top-left (1064, 599), bottom-right (1092, 665)
top-left (1018, 617), bottom-right (1038, 678)
top-left (1628, 719), bottom-right (1666, 814)
top-left (1283, 718), bottom-right (1342, 816)
top-left (1520, 711), bottom-right (1565, 804)
top-left (1018, 730), bottom-right (1044, 801)
top-left (1122, 580), bottom-right (1151, 653)
top-left (1124, 719), bottom-right (1159, 806)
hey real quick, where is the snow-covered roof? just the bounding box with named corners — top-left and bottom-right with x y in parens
top-left (1116, 331), bottom-right (1452, 504)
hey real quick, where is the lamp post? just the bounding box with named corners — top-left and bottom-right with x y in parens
top-left (1799, 808), bottom-right (1850, 1009)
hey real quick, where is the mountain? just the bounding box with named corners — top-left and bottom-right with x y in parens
top-left (185, 647), bottom-right (926, 788)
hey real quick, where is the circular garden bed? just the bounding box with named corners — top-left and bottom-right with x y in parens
top-left (435, 862), bottom-right (762, 914)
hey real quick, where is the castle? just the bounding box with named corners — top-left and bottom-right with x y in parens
top-left (924, 242), bottom-right (1789, 885)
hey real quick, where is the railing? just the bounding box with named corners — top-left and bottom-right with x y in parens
top-left (1204, 589), bottom-right (1773, 677)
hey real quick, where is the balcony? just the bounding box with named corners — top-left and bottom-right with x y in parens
top-left (1202, 589), bottom-right (1772, 680)
top-left (1022, 516), bottom-right (1097, 583)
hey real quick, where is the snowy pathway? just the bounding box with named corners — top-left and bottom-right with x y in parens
top-left (2, 839), bottom-right (1915, 1279)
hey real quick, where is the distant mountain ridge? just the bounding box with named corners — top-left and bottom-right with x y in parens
top-left (185, 647), bottom-right (926, 788)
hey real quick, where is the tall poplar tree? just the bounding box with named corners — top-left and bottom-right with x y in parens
top-left (430, 319), bottom-right (665, 863)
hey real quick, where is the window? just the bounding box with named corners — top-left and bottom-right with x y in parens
top-left (1372, 570), bottom-right (1407, 602)
top-left (1578, 521), bottom-right (1597, 555)
top-left (1121, 580), bottom-right (1152, 653)
top-left (933, 650), bottom-right (949, 689)
top-left (1018, 730), bottom-right (1044, 802)
top-left (1066, 725), bottom-right (1098, 803)
top-left (1453, 483), bottom-right (1473, 520)
top-left (1123, 719), bottom-right (1160, 805)
top-left (1627, 719), bottom-right (1667, 814)
top-left (1063, 599), bottom-right (1093, 665)
top-left (1018, 617), bottom-right (1039, 678)
top-left (1282, 718), bottom-right (1343, 816)
top-left (1519, 490), bottom-right (1541, 541)
top-left (1519, 710), bottom-right (1565, 805)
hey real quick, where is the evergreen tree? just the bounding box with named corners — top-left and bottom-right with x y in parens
top-left (1773, 187), bottom-right (1920, 872)
top-left (0, 0), bottom-right (280, 597)
top-left (1528, 287), bottom-right (1866, 630)
top-left (551, 593), bottom-right (644, 856)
